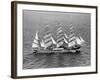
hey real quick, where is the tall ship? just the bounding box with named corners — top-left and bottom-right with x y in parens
top-left (32, 25), bottom-right (86, 54)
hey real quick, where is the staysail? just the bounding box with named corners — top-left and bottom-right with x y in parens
top-left (32, 31), bottom-right (40, 49)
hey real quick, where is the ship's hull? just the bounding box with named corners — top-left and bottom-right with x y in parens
top-left (33, 48), bottom-right (81, 54)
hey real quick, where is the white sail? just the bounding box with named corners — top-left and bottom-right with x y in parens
top-left (64, 37), bottom-right (68, 44)
top-left (44, 37), bottom-right (52, 43)
top-left (68, 26), bottom-right (77, 48)
top-left (70, 25), bottom-right (74, 31)
top-left (64, 32), bottom-right (68, 38)
top-left (57, 41), bottom-right (63, 47)
top-left (80, 36), bottom-right (85, 44)
top-left (57, 29), bottom-right (63, 34)
top-left (35, 31), bottom-right (39, 40)
top-left (69, 36), bottom-right (76, 42)
top-left (32, 43), bottom-right (39, 48)
top-left (69, 33), bottom-right (75, 38)
top-left (57, 37), bottom-right (64, 43)
top-left (68, 41), bottom-right (76, 47)
top-left (44, 31), bottom-right (52, 44)
top-left (40, 40), bottom-right (45, 48)
top-left (43, 28), bottom-right (53, 49)
top-left (51, 37), bottom-right (56, 44)
top-left (56, 27), bottom-right (64, 47)
top-left (45, 41), bottom-right (52, 49)
top-left (32, 31), bottom-right (39, 48)
top-left (76, 37), bottom-right (82, 45)
top-left (44, 33), bottom-right (51, 39)
top-left (57, 27), bottom-right (62, 31)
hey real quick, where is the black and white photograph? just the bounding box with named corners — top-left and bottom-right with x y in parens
top-left (11, 1), bottom-right (97, 78)
top-left (23, 10), bottom-right (91, 69)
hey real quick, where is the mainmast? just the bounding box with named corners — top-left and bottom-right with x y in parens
top-left (56, 26), bottom-right (64, 48)
top-left (68, 26), bottom-right (76, 48)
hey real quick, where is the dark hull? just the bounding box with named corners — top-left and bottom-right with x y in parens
top-left (33, 49), bottom-right (80, 54)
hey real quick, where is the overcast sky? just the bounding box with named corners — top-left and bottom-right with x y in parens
top-left (23, 10), bottom-right (91, 46)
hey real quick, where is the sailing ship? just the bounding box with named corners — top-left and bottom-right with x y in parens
top-left (32, 25), bottom-right (86, 54)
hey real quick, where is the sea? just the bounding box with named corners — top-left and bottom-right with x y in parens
top-left (23, 47), bottom-right (90, 69)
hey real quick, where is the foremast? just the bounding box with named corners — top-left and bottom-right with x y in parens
top-left (56, 26), bottom-right (68, 48)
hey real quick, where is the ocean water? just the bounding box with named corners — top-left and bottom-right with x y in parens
top-left (23, 47), bottom-right (90, 69)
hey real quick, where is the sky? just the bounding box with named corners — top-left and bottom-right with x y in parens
top-left (23, 10), bottom-right (91, 51)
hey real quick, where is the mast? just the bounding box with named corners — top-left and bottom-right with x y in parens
top-left (68, 26), bottom-right (76, 48)
top-left (56, 27), bottom-right (64, 47)
top-left (43, 27), bottom-right (53, 49)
